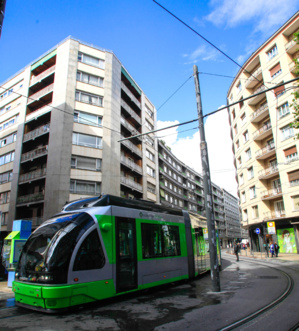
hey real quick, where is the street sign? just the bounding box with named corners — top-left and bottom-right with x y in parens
top-left (256, 228), bottom-right (260, 234)
top-left (267, 221), bottom-right (276, 234)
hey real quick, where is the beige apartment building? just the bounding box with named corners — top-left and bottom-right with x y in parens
top-left (0, 37), bottom-right (159, 238)
top-left (227, 12), bottom-right (299, 253)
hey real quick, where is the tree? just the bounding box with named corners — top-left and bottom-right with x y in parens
top-left (290, 31), bottom-right (299, 139)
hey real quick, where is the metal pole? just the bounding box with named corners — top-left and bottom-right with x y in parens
top-left (193, 65), bottom-right (220, 292)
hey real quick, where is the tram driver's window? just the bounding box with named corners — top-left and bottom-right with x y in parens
top-left (73, 229), bottom-right (105, 271)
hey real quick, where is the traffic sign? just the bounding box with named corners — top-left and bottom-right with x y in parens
top-left (256, 228), bottom-right (260, 234)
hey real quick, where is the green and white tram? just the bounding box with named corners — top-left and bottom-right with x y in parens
top-left (13, 195), bottom-right (220, 312)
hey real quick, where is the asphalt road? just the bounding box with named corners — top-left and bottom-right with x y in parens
top-left (0, 253), bottom-right (298, 331)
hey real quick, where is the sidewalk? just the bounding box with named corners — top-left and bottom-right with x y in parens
top-left (0, 281), bottom-right (14, 300)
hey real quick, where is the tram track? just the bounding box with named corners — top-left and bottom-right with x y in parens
top-left (219, 256), bottom-right (295, 331)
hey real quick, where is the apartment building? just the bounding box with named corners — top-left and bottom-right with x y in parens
top-left (158, 140), bottom-right (242, 245)
top-left (227, 12), bottom-right (299, 253)
top-left (0, 36), bottom-right (159, 237)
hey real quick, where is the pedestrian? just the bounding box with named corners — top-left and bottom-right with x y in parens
top-left (274, 242), bottom-right (280, 257)
top-left (270, 242), bottom-right (275, 257)
top-left (233, 241), bottom-right (240, 261)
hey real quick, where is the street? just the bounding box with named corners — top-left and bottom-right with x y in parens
top-left (0, 252), bottom-right (298, 330)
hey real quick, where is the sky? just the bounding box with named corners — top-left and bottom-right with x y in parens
top-left (1, 0), bottom-right (299, 197)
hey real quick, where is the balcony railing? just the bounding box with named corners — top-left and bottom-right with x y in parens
top-left (261, 187), bottom-right (282, 199)
top-left (121, 82), bottom-right (141, 109)
top-left (121, 156), bottom-right (142, 174)
top-left (263, 211), bottom-right (286, 220)
top-left (21, 145), bottom-right (48, 162)
top-left (252, 122), bottom-right (272, 140)
top-left (30, 65), bottom-right (56, 86)
top-left (245, 67), bottom-right (262, 88)
top-left (121, 100), bottom-right (141, 124)
top-left (120, 117), bottom-right (141, 138)
top-left (121, 176), bottom-right (142, 192)
top-left (255, 142), bottom-right (275, 159)
top-left (17, 192), bottom-right (44, 205)
top-left (120, 135), bottom-right (142, 157)
top-left (258, 165), bottom-right (278, 179)
top-left (27, 84), bottom-right (54, 105)
top-left (23, 123), bottom-right (50, 142)
top-left (19, 168), bottom-right (47, 184)
top-left (250, 103), bottom-right (269, 122)
top-left (285, 39), bottom-right (297, 54)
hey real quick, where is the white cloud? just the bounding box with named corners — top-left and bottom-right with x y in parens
top-left (183, 44), bottom-right (219, 64)
top-left (157, 110), bottom-right (238, 196)
top-left (205, 0), bottom-right (299, 34)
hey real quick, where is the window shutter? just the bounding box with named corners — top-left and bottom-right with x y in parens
top-left (270, 63), bottom-right (281, 76)
top-left (288, 170), bottom-right (299, 181)
top-left (274, 84), bottom-right (285, 96)
top-left (284, 146), bottom-right (297, 157)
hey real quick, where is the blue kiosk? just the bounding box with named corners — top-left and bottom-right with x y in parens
top-left (2, 220), bottom-right (32, 287)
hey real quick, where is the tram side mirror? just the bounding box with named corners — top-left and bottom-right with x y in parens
top-left (101, 223), bottom-right (112, 232)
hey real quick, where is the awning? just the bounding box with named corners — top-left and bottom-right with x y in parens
top-left (121, 67), bottom-right (141, 95)
top-left (5, 231), bottom-right (20, 240)
top-left (31, 49), bottom-right (57, 71)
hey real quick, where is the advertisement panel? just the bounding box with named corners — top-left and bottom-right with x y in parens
top-left (277, 228), bottom-right (297, 253)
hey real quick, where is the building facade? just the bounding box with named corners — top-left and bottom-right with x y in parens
top-left (158, 140), bottom-right (242, 246)
top-left (227, 12), bottom-right (299, 253)
top-left (0, 37), bottom-right (159, 236)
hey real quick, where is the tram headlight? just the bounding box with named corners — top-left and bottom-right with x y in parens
top-left (38, 274), bottom-right (54, 283)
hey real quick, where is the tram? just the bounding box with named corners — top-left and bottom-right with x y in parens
top-left (12, 195), bottom-right (220, 312)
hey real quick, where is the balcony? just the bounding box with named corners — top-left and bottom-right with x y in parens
top-left (252, 122), bottom-right (272, 141)
top-left (248, 85), bottom-right (266, 106)
top-left (17, 192), bottom-right (44, 205)
top-left (250, 103), bottom-right (269, 123)
top-left (19, 168), bottom-right (47, 184)
top-left (289, 58), bottom-right (299, 74)
top-left (258, 165), bottom-right (278, 180)
top-left (263, 211), bottom-right (286, 220)
top-left (120, 117), bottom-right (141, 140)
top-left (21, 145), bottom-right (48, 163)
top-left (121, 82), bottom-right (141, 109)
top-left (245, 67), bottom-right (262, 89)
top-left (30, 65), bottom-right (56, 86)
top-left (27, 84), bottom-right (54, 105)
top-left (261, 187), bottom-right (282, 200)
top-left (255, 142), bottom-right (276, 160)
top-left (120, 136), bottom-right (142, 158)
top-left (23, 123), bottom-right (50, 142)
top-left (285, 39), bottom-right (298, 54)
top-left (121, 176), bottom-right (142, 192)
top-left (121, 100), bottom-right (141, 124)
top-left (120, 156), bottom-right (142, 174)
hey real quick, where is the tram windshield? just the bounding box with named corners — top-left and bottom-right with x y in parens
top-left (15, 212), bottom-right (94, 284)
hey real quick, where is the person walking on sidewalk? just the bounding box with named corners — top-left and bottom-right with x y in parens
top-left (234, 241), bottom-right (240, 261)
top-left (270, 242), bottom-right (275, 257)
top-left (274, 242), bottom-right (280, 257)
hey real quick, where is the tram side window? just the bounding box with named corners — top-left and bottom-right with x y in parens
top-left (141, 223), bottom-right (181, 259)
top-left (73, 229), bottom-right (105, 271)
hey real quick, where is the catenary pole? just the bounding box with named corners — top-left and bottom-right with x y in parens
top-left (193, 64), bottom-right (220, 292)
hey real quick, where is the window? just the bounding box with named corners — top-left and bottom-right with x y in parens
top-left (73, 229), bottom-right (105, 271)
top-left (231, 109), bottom-right (235, 120)
top-left (145, 105), bottom-right (154, 119)
top-left (147, 183), bottom-right (156, 194)
top-left (270, 63), bottom-right (281, 79)
top-left (239, 97), bottom-right (244, 109)
top-left (0, 151), bottom-right (15, 166)
top-left (284, 146), bottom-right (298, 163)
top-left (71, 155), bottom-right (101, 171)
top-left (237, 156), bottom-right (242, 167)
top-left (249, 186), bottom-right (256, 199)
top-left (74, 111), bottom-right (102, 126)
top-left (243, 130), bottom-right (249, 143)
top-left (0, 191), bottom-right (10, 204)
top-left (75, 91), bottom-right (103, 106)
top-left (234, 124), bottom-right (238, 136)
top-left (76, 71), bottom-right (104, 87)
top-left (145, 136), bottom-right (154, 147)
top-left (146, 165), bottom-right (155, 178)
top-left (72, 133), bottom-right (102, 149)
top-left (278, 102), bottom-right (289, 119)
top-left (274, 83), bottom-right (285, 98)
top-left (1, 212), bottom-right (8, 226)
top-left (281, 125), bottom-right (294, 141)
top-left (78, 52), bottom-right (105, 69)
top-left (145, 119), bottom-right (154, 131)
top-left (245, 148), bottom-right (251, 161)
top-left (240, 113), bottom-right (246, 126)
top-left (267, 45), bottom-right (278, 61)
top-left (243, 209), bottom-right (248, 222)
top-left (292, 195), bottom-right (299, 211)
top-left (248, 167), bottom-right (254, 180)
top-left (288, 170), bottom-right (299, 187)
top-left (146, 149), bottom-right (155, 162)
top-left (252, 206), bottom-right (259, 219)
top-left (70, 179), bottom-right (101, 195)
top-left (239, 173), bottom-right (244, 185)
top-left (241, 191), bottom-right (246, 203)
top-left (236, 140), bottom-right (240, 151)
top-left (141, 223), bottom-right (181, 259)
top-left (0, 132), bottom-right (16, 148)
top-left (0, 171), bottom-right (13, 184)
top-left (0, 115), bottom-right (19, 132)
top-left (236, 81), bottom-right (242, 93)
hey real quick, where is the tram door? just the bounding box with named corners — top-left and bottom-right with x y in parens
top-left (115, 217), bottom-right (137, 293)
